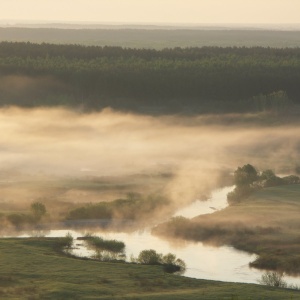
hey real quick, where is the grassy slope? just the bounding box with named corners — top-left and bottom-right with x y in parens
top-left (0, 238), bottom-right (299, 299)
top-left (194, 184), bottom-right (300, 227)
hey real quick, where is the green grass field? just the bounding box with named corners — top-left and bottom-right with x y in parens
top-left (0, 238), bottom-right (299, 299)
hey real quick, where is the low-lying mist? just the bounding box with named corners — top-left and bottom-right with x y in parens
top-left (1, 106), bottom-right (300, 205)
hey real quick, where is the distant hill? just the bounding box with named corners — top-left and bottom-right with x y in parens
top-left (1, 27), bottom-right (300, 49)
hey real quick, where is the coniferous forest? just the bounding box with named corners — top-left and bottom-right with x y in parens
top-left (0, 41), bottom-right (299, 114)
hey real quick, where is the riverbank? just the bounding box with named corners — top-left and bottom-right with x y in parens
top-left (153, 184), bottom-right (300, 276)
top-left (0, 237), bottom-right (299, 299)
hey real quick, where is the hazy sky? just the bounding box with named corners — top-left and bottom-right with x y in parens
top-left (1, 0), bottom-right (299, 24)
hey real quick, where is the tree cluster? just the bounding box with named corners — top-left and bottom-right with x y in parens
top-left (7, 201), bottom-right (47, 228)
top-left (135, 249), bottom-right (186, 274)
top-left (227, 164), bottom-right (300, 204)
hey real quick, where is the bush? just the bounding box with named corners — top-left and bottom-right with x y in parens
top-left (282, 175), bottom-right (300, 184)
top-left (7, 213), bottom-right (34, 228)
top-left (136, 249), bottom-right (186, 274)
top-left (262, 176), bottom-right (284, 188)
top-left (260, 169), bottom-right (276, 181)
top-left (227, 185), bottom-right (254, 204)
top-left (161, 253), bottom-right (186, 274)
top-left (84, 235), bottom-right (125, 253)
top-left (30, 202), bottom-right (46, 221)
top-left (64, 232), bottom-right (74, 249)
top-left (54, 235), bottom-right (75, 251)
top-left (258, 271), bottom-right (287, 288)
top-left (137, 249), bottom-right (162, 265)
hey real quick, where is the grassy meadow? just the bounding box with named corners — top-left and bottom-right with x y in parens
top-left (0, 237), bottom-right (299, 299)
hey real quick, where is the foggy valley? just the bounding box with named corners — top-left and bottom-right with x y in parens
top-left (1, 2), bottom-right (300, 297)
top-left (1, 106), bottom-right (300, 193)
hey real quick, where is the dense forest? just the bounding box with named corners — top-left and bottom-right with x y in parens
top-left (0, 41), bottom-right (300, 113)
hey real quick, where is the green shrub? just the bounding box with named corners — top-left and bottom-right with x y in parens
top-left (30, 202), bottom-right (47, 221)
top-left (7, 213), bottom-right (34, 228)
top-left (282, 175), bottom-right (300, 184)
top-left (161, 253), bottom-right (186, 274)
top-left (54, 236), bottom-right (75, 251)
top-left (84, 235), bottom-right (125, 253)
top-left (227, 185), bottom-right (254, 204)
top-left (64, 232), bottom-right (74, 249)
top-left (262, 176), bottom-right (284, 187)
top-left (136, 249), bottom-right (186, 274)
top-left (258, 271), bottom-right (287, 288)
top-left (137, 249), bottom-right (162, 265)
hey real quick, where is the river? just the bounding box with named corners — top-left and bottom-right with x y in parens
top-left (14, 186), bottom-right (299, 285)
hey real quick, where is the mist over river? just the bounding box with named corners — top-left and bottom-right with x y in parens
top-left (12, 186), bottom-right (299, 285)
top-left (1, 107), bottom-right (300, 285)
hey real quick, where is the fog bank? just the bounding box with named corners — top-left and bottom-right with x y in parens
top-left (1, 106), bottom-right (299, 203)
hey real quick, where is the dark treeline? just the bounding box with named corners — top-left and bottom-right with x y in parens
top-left (2, 41), bottom-right (300, 60)
top-left (0, 42), bottom-right (300, 113)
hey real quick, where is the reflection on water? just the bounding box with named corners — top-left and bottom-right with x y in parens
top-left (5, 186), bottom-right (300, 285)
top-left (173, 186), bottom-right (234, 218)
top-left (41, 228), bottom-right (299, 285)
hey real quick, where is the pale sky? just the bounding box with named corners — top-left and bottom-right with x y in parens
top-left (1, 0), bottom-right (300, 24)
